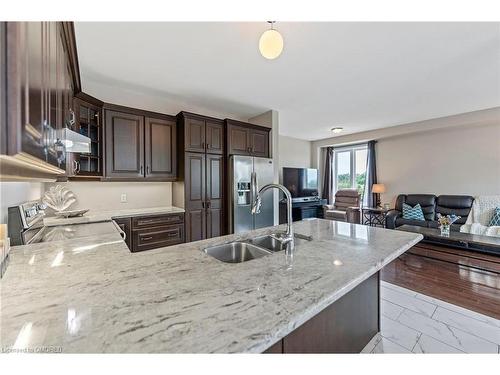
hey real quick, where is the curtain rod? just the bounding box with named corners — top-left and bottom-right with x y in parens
top-left (324, 141), bottom-right (374, 150)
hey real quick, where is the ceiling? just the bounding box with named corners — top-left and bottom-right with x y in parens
top-left (75, 22), bottom-right (500, 141)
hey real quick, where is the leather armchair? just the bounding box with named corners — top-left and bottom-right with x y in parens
top-left (324, 189), bottom-right (361, 223)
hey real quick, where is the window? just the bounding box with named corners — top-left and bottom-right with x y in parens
top-left (334, 144), bottom-right (368, 197)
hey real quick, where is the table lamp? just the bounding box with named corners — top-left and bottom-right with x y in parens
top-left (372, 183), bottom-right (386, 208)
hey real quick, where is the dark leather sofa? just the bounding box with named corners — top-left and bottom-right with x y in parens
top-left (386, 194), bottom-right (474, 232)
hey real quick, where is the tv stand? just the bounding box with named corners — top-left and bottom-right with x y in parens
top-left (279, 198), bottom-right (327, 224)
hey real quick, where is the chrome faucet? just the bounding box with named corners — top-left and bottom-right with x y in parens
top-left (251, 182), bottom-right (294, 250)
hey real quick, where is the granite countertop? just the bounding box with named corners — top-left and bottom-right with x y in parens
top-left (43, 206), bottom-right (185, 227)
top-left (0, 219), bottom-right (422, 353)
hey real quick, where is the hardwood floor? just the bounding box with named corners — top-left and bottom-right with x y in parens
top-left (381, 243), bottom-right (500, 320)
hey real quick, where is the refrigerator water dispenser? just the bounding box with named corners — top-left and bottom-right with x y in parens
top-left (237, 182), bottom-right (251, 205)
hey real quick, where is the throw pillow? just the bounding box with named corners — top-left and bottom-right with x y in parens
top-left (402, 203), bottom-right (425, 221)
top-left (488, 207), bottom-right (500, 226)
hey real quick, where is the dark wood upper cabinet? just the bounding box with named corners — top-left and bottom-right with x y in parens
top-left (249, 128), bottom-right (270, 157)
top-left (225, 119), bottom-right (271, 158)
top-left (184, 117), bottom-right (206, 153)
top-left (178, 112), bottom-right (224, 155)
top-left (103, 105), bottom-right (177, 181)
top-left (226, 122), bottom-right (251, 156)
top-left (145, 116), bottom-right (177, 179)
top-left (104, 109), bottom-right (145, 179)
top-left (205, 120), bottom-right (224, 154)
top-left (2, 22), bottom-right (80, 176)
top-left (22, 22), bottom-right (46, 163)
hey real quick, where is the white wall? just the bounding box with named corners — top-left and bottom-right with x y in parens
top-left (377, 123), bottom-right (500, 205)
top-left (312, 107), bottom-right (500, 168)
top-left (44, 182), bottom-right (172, 211)
top-left (278, 135), bottom-right (312, 182)
top-left (0, 182), bottom-right (45, 225)
top-left (311, 108), bottom-right (500, 206)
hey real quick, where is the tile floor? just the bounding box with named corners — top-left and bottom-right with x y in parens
top-left (361, 281), bottom-right (500, 354)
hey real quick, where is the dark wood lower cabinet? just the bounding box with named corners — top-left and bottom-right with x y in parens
top-left (205, 154), bottom-right (223, 239)
top-left (183, 152), bottom-right (224, 242)
top-left (186, 209), bottom-right (205, 242)
top-left (113, 213), bottom-right (185, 252)
top-left (263, 340), bottom-right (283, 354)
top-left (131, 213), bottom-right (184, 229)
top-left (132, 224), bottom-right (184, 252)
top-left (263, 272), bottom-right (380, 353)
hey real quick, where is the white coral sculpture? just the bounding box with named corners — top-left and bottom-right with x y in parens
top-left (42, 185), bottom-right (77, 212)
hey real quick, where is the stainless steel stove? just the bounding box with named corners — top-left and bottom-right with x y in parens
top-left (8, 200), bottom-right (47, 245)
top-left (8, 201), bottom-right (123, 246)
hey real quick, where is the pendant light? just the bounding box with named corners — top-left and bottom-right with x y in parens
top-left (259, 21), bottom-right (284, 60)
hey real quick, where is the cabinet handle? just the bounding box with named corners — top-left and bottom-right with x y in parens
top-left (206, 143), bottom-right (210, 149)
top-left (206, 201), bottom-right (211, 208)
top-left (140, 165), bottom-right (143, 174)
top-left (69, 108), bottom-right (76, 127)
top-left (73, 160), bottom-right (80, 174)
top-left (139, 219), bottom-right (154, 224)
top-left (202, 201), bottom-right (205, 209)
top-left (142, 236), bottom-right (153, 241)
top-left (112, 220), bottom-right (126, 242)
top-left (146, 166), bottom-right (150, 174)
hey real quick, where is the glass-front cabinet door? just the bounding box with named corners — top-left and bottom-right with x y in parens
top-left (69, 97), bottom-right (102, 177)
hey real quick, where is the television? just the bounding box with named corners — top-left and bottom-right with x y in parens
top-left (282, 167), bottom-right (319, 202)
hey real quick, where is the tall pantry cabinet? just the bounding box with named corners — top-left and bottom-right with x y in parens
top-left (177, 112), bottom-right (224, 242)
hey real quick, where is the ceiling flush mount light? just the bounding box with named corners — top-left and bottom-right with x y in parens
top-left (259, 21), bottom-right (283, 60)
top-left (331, 127), bottom-right (343, 134)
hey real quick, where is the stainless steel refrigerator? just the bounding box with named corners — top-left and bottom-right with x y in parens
top-left (228, 155), bottom-right (275, 234)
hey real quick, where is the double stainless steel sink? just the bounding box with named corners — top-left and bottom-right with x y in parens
top-left (204, 234), bottom-right (307, 263)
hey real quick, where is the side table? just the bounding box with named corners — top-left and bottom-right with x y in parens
top-left (361, 207), bottom-right (389, 227)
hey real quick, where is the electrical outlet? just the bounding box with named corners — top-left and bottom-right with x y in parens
top-left (120, 194), bottom-right (127, 203)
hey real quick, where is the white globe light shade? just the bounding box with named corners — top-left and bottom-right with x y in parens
top-left (259, 29), bottom-right (284, 59)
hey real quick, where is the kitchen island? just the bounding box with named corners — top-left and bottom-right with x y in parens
top-left (0, 219), bottom-right (422, 353)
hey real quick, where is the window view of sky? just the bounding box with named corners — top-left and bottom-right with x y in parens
top-left (336, 147), bottom-right (368, 194)
top-left (356, 149), bottom-right (367, 176)
top-left (337, 152), bottom-right (351, 175)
